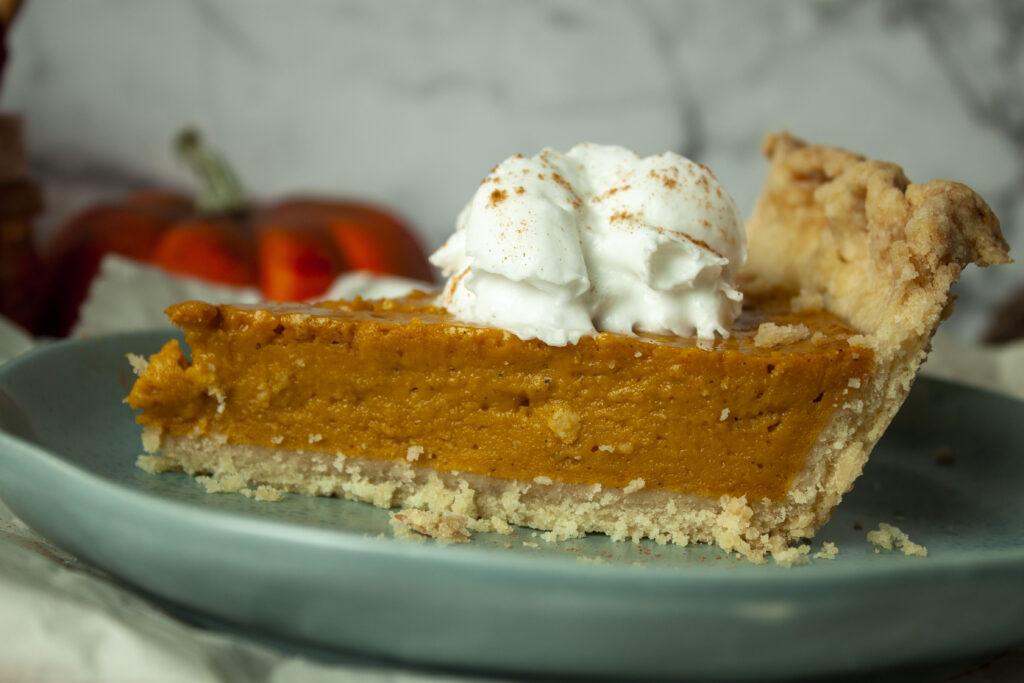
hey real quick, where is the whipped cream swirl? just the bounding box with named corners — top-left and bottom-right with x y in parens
top-left (429, 144), bottom-right (745, 346)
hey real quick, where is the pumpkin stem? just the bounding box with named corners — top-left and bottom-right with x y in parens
top-left (175, 128), bottom-right (247, 214)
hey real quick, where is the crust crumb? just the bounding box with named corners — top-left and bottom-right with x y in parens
top-left (846, 334), bottom-right (873, 350)
top-left (390, 509), bottom-right (471, 544)
top-left (207, 387), bottom-right (227, 414)
top-left (712, 496), bottom-right (761, 562)
top-left (719, 408), bottom-right (730, 422)
top-left (753, 322), bottom-right (811, 348)
top-left (471, 515), bottom-right (513, 535)
top-left (196, 473), bottom-right (247, 494)
top-left (135, 454), bottom-right (182, 474)
top-left (623, 478), bottom-right (645, 494)
top-left (540, 517), bottom-right (584, 543)
top-left (406, 445), bottom-right (424, 462)
top-left (772, 543), bottom-right (811, 567)
top-left (544, 401), bottom-right (581, 443)
top-left (126, 353), bottom-right (149, 376)
top-left (240, 485), bottom-right (284, 502)
top-left (814, 541), bottom-right (839, 560)
top-left (140, 426), bottom-right (162, 453)
top-left (867, 523), bottom-right (928, 557)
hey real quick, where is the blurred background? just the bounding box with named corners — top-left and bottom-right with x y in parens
top-left (0, 0), bottom-right (1021, 340)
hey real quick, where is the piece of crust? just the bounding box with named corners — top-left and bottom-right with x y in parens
top-left (733, 131), bottom-right (1010, 551)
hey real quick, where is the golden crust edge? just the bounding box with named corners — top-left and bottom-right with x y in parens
top-left (747, 131), bottom-right (1010, 541)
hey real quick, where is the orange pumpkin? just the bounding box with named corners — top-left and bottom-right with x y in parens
top-left (38, 130), bottom-right (435, 335)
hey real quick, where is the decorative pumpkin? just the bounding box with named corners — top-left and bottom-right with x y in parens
top-left (38, 130), bottom-right (435, 336)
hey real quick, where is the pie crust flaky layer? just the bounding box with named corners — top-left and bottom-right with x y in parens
top-left (126, 133), bottom-right (1010, 563)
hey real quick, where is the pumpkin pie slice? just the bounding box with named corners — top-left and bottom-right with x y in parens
top-left (126, 133), bottom-right (1010, 563)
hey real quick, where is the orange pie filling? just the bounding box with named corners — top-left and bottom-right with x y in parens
top-left (128, 292), bottom-right (872, 502)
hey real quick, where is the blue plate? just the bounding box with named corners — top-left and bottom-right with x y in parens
top-left (1, 331), bottom-right (1023, 679)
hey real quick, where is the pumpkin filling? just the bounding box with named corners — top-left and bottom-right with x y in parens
top-left (128, 291), bottom-right (871, 502)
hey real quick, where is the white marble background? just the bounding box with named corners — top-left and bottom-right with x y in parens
top-left (2, 0), bottom-right (1022, 340)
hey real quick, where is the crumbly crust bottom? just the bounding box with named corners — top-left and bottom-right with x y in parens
top-left (142, 431), bottom-right (821, 564)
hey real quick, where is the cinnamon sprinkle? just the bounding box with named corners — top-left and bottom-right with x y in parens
top-left (488, 188), bottom-right (508, 206)
top-left (550, 172), bottom-right (572, 191)
top-left (594, 185), bottom-right (631, 201)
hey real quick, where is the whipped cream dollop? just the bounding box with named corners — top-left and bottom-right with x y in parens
top-left (429, 144), bottom-right (746, 346)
